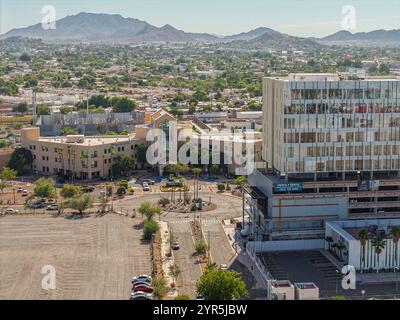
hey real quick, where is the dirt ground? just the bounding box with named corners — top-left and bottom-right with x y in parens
top-left (0, 214), bottom-right (151, 300)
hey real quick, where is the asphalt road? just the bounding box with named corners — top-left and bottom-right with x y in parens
top-left (169, 221), bottom-right (202, 298)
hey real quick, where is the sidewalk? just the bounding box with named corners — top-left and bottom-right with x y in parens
top-left (221, 220), bottom-right (268, 294)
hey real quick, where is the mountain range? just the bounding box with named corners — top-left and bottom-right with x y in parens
top-left (2, 12), bottom-right (400, 46)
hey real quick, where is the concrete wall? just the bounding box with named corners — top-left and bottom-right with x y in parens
top-left (247, 239), bottom-right (325, 252)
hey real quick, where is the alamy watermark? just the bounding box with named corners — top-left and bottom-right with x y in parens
top-left (145, 121), bottom-right (257, 175)
top-left (41, 265), bottom-right (56, 290)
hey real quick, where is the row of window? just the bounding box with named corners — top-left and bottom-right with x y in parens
top-left (284, 145), bottom-right (400, 158)
top-left (284, 159), bottom-right (400, 172)
top-left (283, 115), bottom-right (400, 129)
top-left (284, 131), bottom-right (400, 144)
top-left (290, 88), bottom-right (400, 101)
top-left (284, 103), bottom-right (400, 115)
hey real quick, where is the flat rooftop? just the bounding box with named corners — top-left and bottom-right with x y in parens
top-left (266, 73), bottom-right (399, 82)
top-left (38, 134), bottom-right (136, 146)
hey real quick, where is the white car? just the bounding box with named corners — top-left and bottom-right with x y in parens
top-left (132, 275), bottom-right (152, 283)
top-left (17, 187), bottom-right (24, 193)
top-left (4, 208), bottom-right (19, 214)
top-left (142, 185), bottom-right (150, 192)
top-left (47, 204), bottom-right (59, 211)
top-left (220, 264), bottom-right (228, 270)
top-left (21, 190), bottom-right (28, 196)
top-left (130, 291), bottom-right (153, 300)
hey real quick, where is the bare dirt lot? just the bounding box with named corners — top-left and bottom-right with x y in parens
top-left (0, 214), bottom-right (151, 300)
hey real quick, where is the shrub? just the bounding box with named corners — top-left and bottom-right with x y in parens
top-left (143, 220), bottom-right (160, 240)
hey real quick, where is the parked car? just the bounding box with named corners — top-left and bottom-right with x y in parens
top-left (33, 202), bottom-right (46, 209)
top-left (81, 186), bottom-right (95, 193)
top-left (132, 284), bottom-right (154, 293)
top-left (196, 294), bottom-right (205, 300)
top-left (219, 264), bottom-right (228, 270)
top-left (131, 291), bottom-right (153, 298)
top-left (17, 187), bottom-right (24, 193)
top-left (4, 208), bottom-right (19, 214)
top-left (130, 292), bottom-right (153, 300)
top-left (132, 275), bottom-right (152, 283)
top-left (21, 190), bottom-right (28, 196)
top-left (142, 185), bottom-right (150, 192)
top-left (142, 179), bottom-right (155, 185)
top-left (46, 204), bottom-right (59, 211)
top-left (172, 241), bottom-right (180, 250)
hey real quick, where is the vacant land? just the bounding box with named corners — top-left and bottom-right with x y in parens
top-left (0, 214), bottom-right (151, 300)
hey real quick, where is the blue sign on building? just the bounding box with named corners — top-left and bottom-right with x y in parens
top-left (273, 183), bottom-right (303, 193)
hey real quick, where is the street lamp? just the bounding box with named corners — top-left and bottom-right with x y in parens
top-left (361, 290), bottom-right (366, 300)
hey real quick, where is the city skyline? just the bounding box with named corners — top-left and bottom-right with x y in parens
top-left (1, 0), bottom-right (400, 37)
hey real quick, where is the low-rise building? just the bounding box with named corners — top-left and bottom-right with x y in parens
top-left (267, 280), bottom-right (295, 300)
top-left (294, 282), bottom-right (320, 300)
top-left (21, 127), bottom-right (142, 180)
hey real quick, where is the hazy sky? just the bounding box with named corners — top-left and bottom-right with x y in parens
top-left (0, 0), bottom-right (399, 37)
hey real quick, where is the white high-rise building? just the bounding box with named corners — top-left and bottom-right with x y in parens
top-left (263, 73), bottom-right (400, 178)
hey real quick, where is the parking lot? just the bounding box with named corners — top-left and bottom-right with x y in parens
top-left (0, 214), bottom-right (151, 300)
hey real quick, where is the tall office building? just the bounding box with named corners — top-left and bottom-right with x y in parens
top-left (245, 73), bottom-right (400, 259)
top-left (263, 73), bottom-right (400, 178)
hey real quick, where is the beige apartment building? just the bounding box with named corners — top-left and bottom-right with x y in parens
top-left (21, 127), bottom-right (143, 180)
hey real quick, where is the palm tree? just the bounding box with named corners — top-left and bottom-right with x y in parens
top-left (371, 237), bottom-right (387, 273)
top-left (336, 241), bottom-right (346, 262)
top-left (325, 236), bottom-right (334, 252)
top-left (192, 168), bottom-right (201, 201)
top-left (358, 229), bottom-right (369, 270)
top-left (391, 226), bottom-right (400, 267)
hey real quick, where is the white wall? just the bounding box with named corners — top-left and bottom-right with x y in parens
top-left (248, 239), bottom-right (325, 252)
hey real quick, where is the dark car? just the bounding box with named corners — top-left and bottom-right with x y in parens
top-left (33, 202), bottom-right (46, 209)
top-left (132, 284), bottom-right (154, 293)
top-left (81, 186), bottom-right (95, 193)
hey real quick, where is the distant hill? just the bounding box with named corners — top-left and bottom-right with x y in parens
top-left (2, 12), bottom-right (400, 46)
top-left (224, 27), bottom-right (279, 41)
top-left (246, 29), bottom-right (321, 49)
top-left (2, 12), bottom-right (151, 42)
top-left (1, 12), bottom-right (217, 43)
top-left (321, 29), bottom-right (400, 44)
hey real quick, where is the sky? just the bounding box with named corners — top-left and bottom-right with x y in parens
top-left (0, 0), bottom-right (399, 37)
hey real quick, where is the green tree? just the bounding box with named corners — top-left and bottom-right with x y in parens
top-left (113, 155), bottom-right (136, 176)
top-left (371, 237), bottom-right (387, 273)
top-left (19, 53), bottom-right (31, 62)
top-left (111, 97), bottom-right (137, 113)
top-left (195, 239), bottom-right (209, 255)
top-left (152, 277), bottom-right (169, 300)
top-left (143, 220), bottom-right (160, 240)
top-left (0, 167), bottom-right (17, 193)
top-left (210, 164), bottom-right (220, 176)
top-left (169, 263), bottom-right (182, 287)
top-left (391, 226), bottom-right (400, 266)
top-left (60, 184), bottom-right (82, 199)
top-left (235, 176), bottom-right (247, 188)
top-left (68, 193), bottom-right (94, 215)
top-left (139, 201), bottom-right (161, 221)
top-left (34, 177), bottom-right (55, 198)
top-left (196, 264), bottom-right (249, 300)
top-left (358, 229), bottom-right (368, 267)
top-left (7, 148), bottom-right (33, 175)
top-left (12, 102), bottom-right (28, 115)
top-left (175, 295), bottom-right (191, 300)
top-left (36, 105), bottom-right (51, 116)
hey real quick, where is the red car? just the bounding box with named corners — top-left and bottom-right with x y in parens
top-left (132, 284), bottom-right (154, 293)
